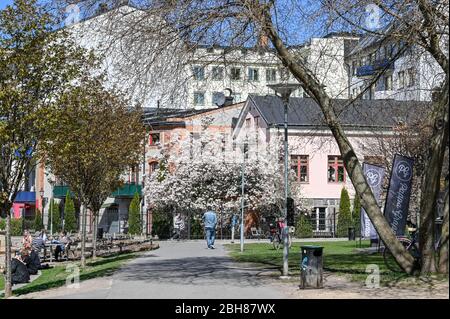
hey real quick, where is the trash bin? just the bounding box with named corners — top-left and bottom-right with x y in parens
top-left (300, 245), bottom-right (323, 289)
top-left (348, 227), bottom-right (355, 240)
top-left (97, 228), bottom-right (104, 240)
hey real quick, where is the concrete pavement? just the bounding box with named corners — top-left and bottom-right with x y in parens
top-left (31, 240), bottom-right (291, 299)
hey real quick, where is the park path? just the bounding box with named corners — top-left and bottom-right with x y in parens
top-left (24, 240), bottom-right (292, 299)
top-left (16, 239), bottom-right (449, 299)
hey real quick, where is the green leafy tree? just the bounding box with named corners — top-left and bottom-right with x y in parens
top-left (48, 199), bottom-right (61, 234)
top-left (337, 188), bottom-right (352, 237)
top-left (10, 218), bottom-right (23, 236)
top-left (352, 195), bottom-right (362, 237)
top-left (64, 191), bottom-right (77, 233)
top-left (41, 78), bottom-right (144, 264)
top-left (128, 192), bottom-right (142, 235)
top-left (190, 214), bottom-right (203, 239)
top-left (0, 0), bottom-right (98, 297)
top-left (295, 213), bottom-right (313, 238)
top-left (152, 209), bottom-right (172, 239)
top-left (33, 209), bottom-right (43, 231)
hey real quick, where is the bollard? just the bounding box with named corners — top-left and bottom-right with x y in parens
top-left (300, 245), bottom-right (323, 289)
top-left (348, 227), bottom-right (355, 241)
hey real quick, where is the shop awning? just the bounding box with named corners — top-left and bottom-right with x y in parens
top-left (15, 191), bottom-right (36, 203)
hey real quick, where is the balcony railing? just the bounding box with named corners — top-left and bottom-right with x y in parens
top-left (111, 183), bottom-right (142, 198)
top-left (356, 58), bottom-right (394, 77)
top-left (53, 183), bottom-right (142, 199)
top-left (53, 185), bottom-right (72, 198)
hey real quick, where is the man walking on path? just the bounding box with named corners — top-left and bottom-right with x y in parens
top-left (172, 213), bottom-right (184, 241)
top-left (202, 207), bottom-right (217, 249)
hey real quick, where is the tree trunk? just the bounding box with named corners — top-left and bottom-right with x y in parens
top-left (80, 204), bottom-right (87, 268)
top-left (259, 7), bottom-right (415, 273)
top-left (4, 209), bottom-right (12, 298)
top-left (92, 212), bottom-right (98, 260)
top-left (438, 192), bottom-right (449, 273)
top-left (419, 85), bottom-right (449, 275)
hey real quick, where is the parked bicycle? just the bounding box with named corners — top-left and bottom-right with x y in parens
top-left (383, 226), bottom-right (421, 272)
top-left (268, 218), bottom-right (293, 250)
top-left (383, 220), bottom-right (444, 273)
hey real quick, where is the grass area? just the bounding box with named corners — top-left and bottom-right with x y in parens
top-left (1, 252), bottom-right (138, 297)
top-left (226, 240), bottom-right (412, 285)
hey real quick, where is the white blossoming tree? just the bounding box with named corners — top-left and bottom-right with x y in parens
top-left (145, 125), bottom-right (304, 237)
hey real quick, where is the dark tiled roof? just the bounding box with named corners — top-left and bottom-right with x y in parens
top-left (248, 95), bottom-right (429, 129)
top-left (142, 107), bottom-right (214, 125)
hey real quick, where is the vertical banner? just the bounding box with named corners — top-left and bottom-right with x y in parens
top-left (360, 163), bottom-right (385, 239)
top-left (384, 154), bottom-right (414, 236)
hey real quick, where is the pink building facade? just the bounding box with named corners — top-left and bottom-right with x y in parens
top-left (232, 95), bottom-right (425, 236)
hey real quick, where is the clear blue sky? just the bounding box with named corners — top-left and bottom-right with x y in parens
top-left (0, 0), bottom-right (13, 10)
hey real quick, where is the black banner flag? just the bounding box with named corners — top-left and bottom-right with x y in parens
top-left (384, 154), bottom-right (414, 236)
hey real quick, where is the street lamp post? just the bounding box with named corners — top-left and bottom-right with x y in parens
top-left (240, 139), bottom-right (248, 253)
top-left (39, 189), bottom-right (45, 231)
top-left (268, 83), bottom-right (301, 278)
top-left (48, 179), bottom-right (55, 236)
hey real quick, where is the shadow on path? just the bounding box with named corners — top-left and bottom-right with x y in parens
top-left (115, 255), bottom-right (276, 287)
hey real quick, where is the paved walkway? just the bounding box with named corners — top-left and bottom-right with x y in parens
top-left (24, 240), bottom-right (291, 299)
top-left (16, 240), bottom-right (449, 299)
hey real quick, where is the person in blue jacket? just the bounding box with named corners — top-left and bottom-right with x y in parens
top-left (202, 206), bottom-right (217, 249)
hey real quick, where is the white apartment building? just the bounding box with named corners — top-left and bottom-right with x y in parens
top-left (188, 33), bottom-right (359, 109)
top-left (346, 34), bottom-right (445, 101)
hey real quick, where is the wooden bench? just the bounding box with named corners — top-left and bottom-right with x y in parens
top-left (250, 227), bottom-right (264, 240)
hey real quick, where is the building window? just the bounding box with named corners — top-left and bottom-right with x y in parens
top-left (149, 133), bottom-right (160, 146)
top-left (311, 207), bottom-right (327, 231)
top-left (212, 92), bottom-right (223, 106)
top-left (328, 156), bottom-right (345, 183)
top-left (129, 166), bottom-right (138, 184)
top-left (352, 87), bottom-right (358, 98)
top-left (212, 66), bottom-right (224, 81)
top-left (248, 68), bottom-right (259, 81)
top-left (266, 69), bottom-right (277, 82)
top-left (149, 161), bottom-right (159, 175)
top-left (407, 68), bottom-right (415, 87)
top-left (352, 60), bottom-right (357, 75)
top-left (384, 74), bottom-right (393, 90)
top-left (245, 118), bottom-right (251, 128)
top-left (254, 116), bottom-right (260, 128)
top-left (192, 66), bottom-right (205, 80)
top-left (398, 70), bottom-right (405, 89)
top-left (194, 92), bottom-right (205, 106)
top-left (230, 67), bottom-right (241, 81)
top-left (291, 155), bottom-right (309, 183)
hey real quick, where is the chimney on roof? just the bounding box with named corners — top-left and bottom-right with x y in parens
top-left (98, 3), bottom-right (108, 14)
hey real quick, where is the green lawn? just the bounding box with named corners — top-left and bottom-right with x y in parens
top-left (1, 252), bottom-right (138, 297)
top-left (226, 240), bottom-right (410, 284)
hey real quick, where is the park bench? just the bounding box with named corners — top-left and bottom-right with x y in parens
top-left (250, 227), bottom-right (264, 240)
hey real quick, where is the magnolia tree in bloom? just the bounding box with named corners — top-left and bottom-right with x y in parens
top-left (145, 123), bottom-right (304, 221)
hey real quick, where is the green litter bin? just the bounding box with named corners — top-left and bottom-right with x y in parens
top-left (300, 245), bottom-right (324, 289)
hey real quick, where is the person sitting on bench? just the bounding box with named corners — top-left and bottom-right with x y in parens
top-left (52, 231), bottom-right (72, 261)
top-left (22, 248), bottom-right (49, 275)
top-left (8, 252), bottom-right (30, 285)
